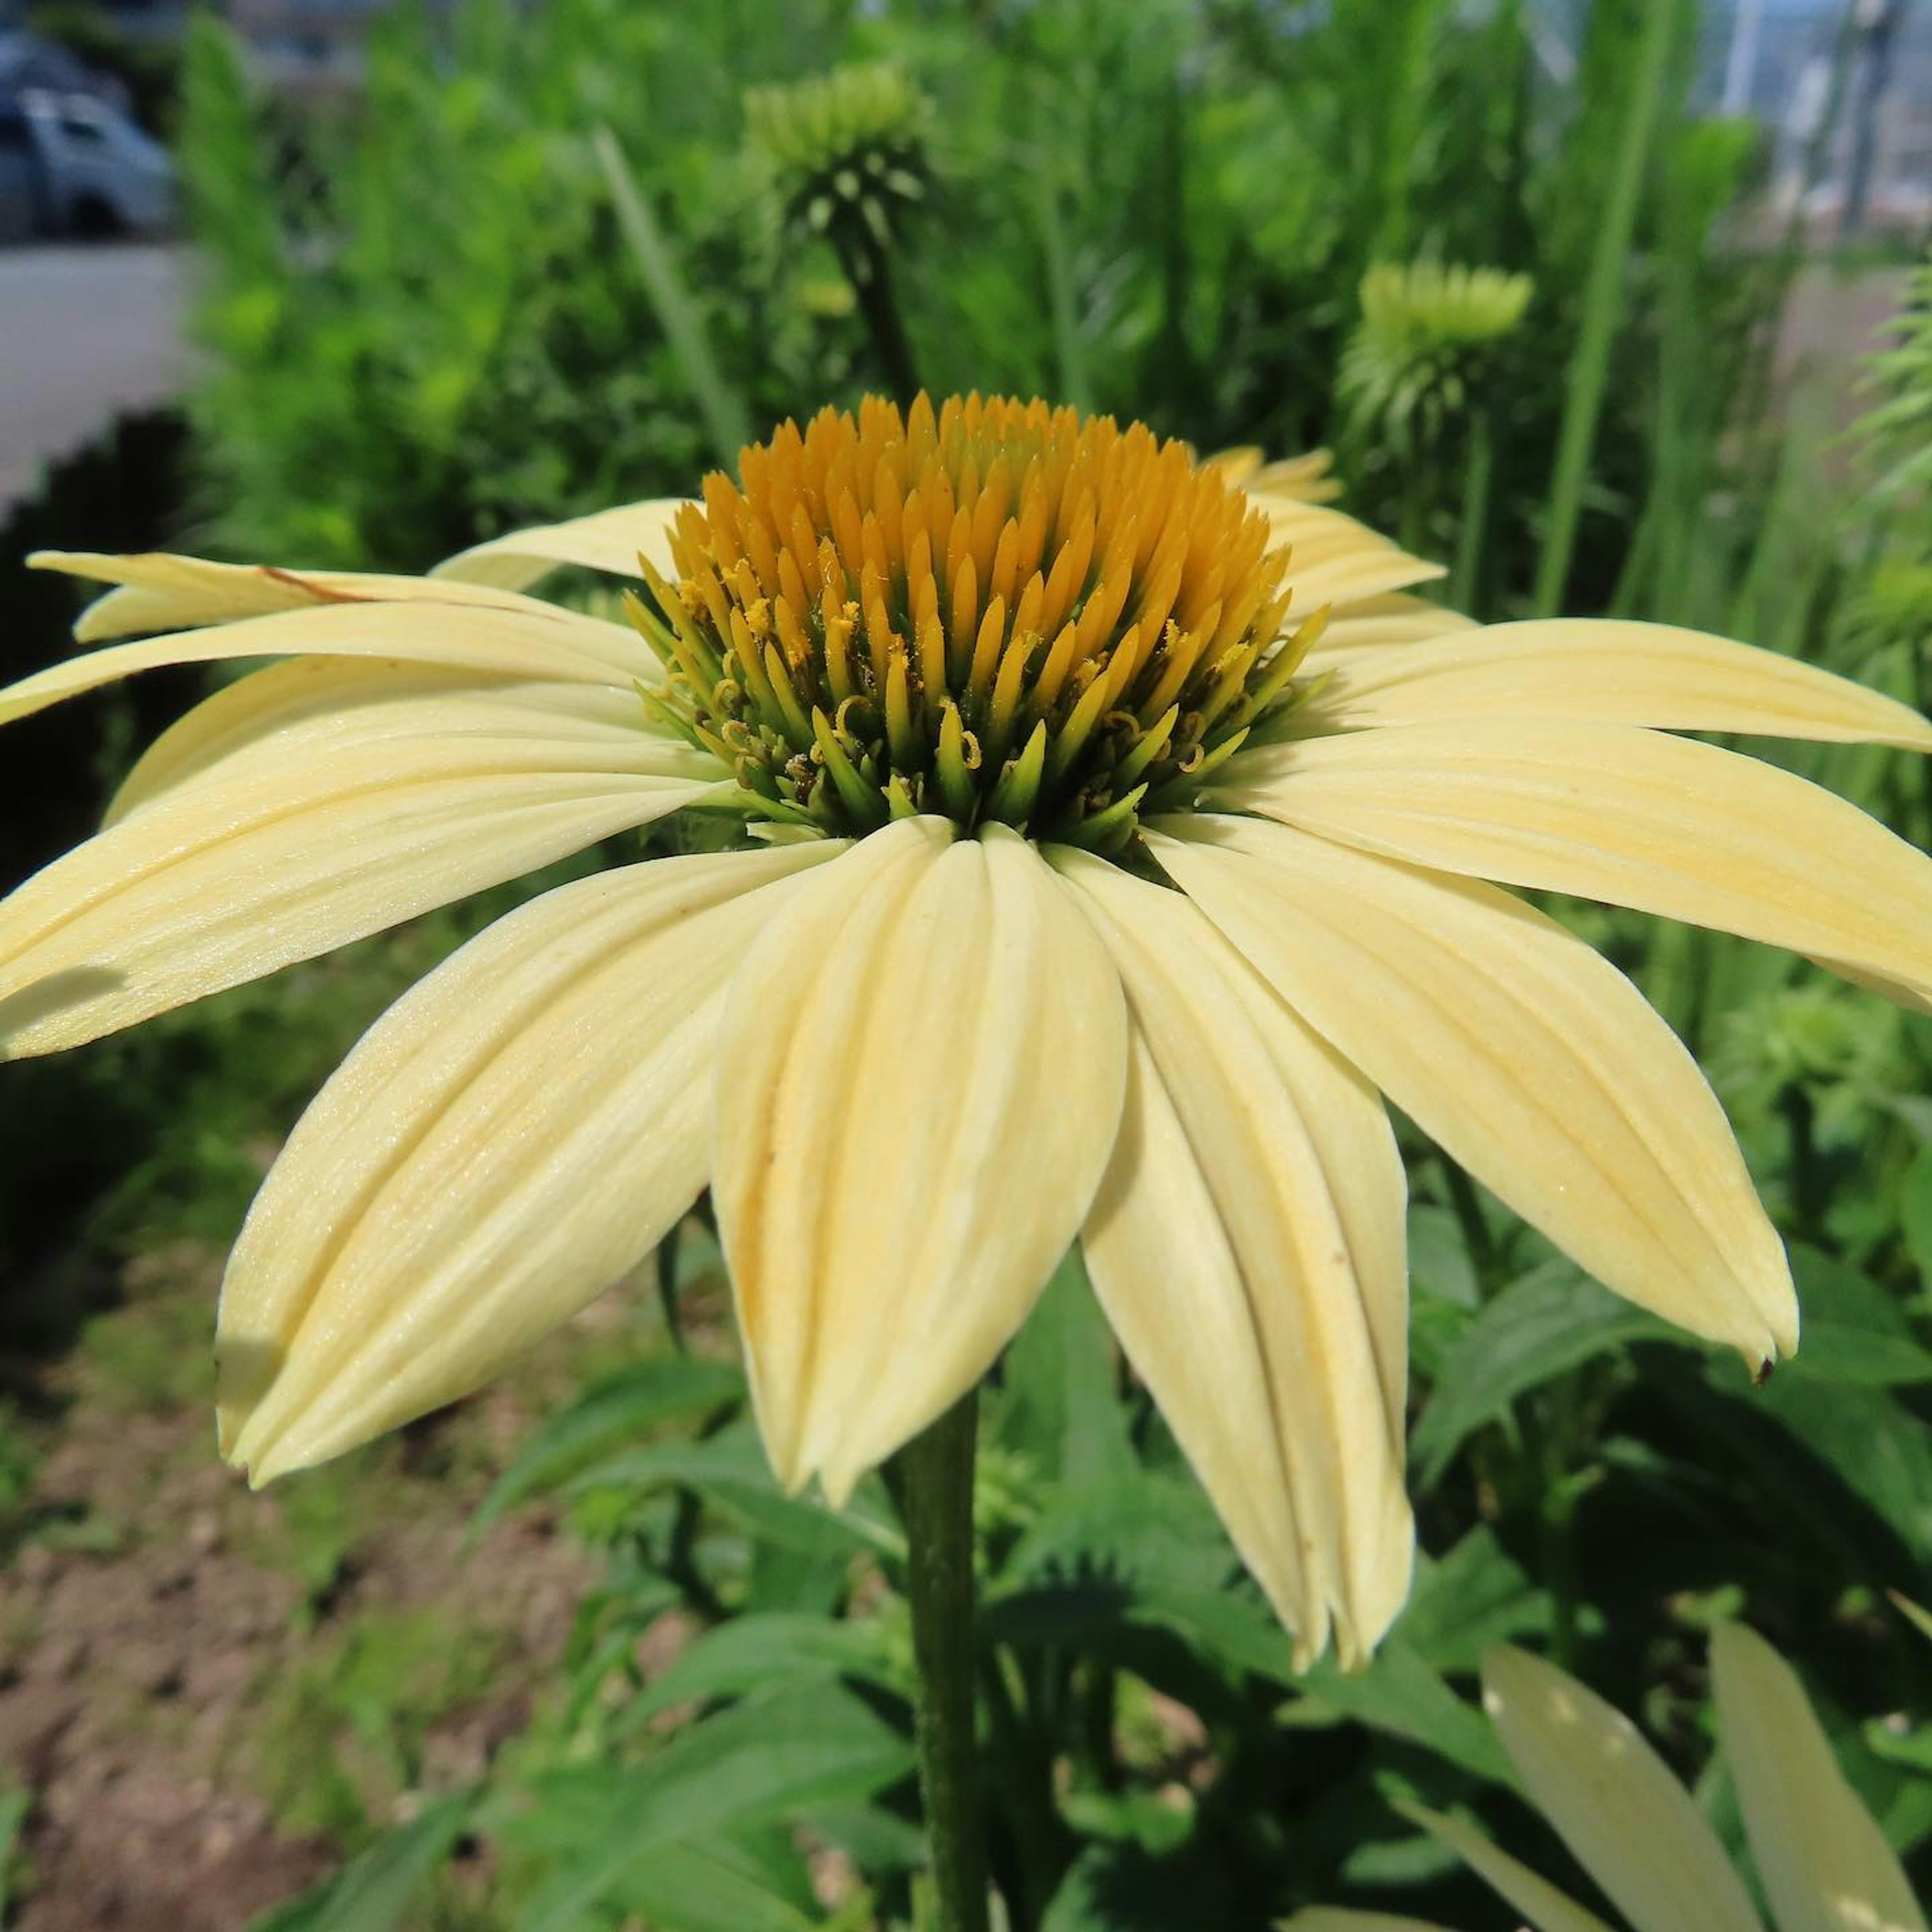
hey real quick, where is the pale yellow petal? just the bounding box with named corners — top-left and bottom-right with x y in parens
top-left (1316, 593), bottom-right (1477, 652)
top-left (1223, 719), bottom-right (1932, 1008)
top-left (30, 548), bottom-right (555, 642)
top-left (222, 842), bottom-right (844, 1480)
top-left (1256, 499), bottom-right (1446, 617)
top-left (1203, 445), bottom-right (1265, 487)
top-left (103, 657), bottom-right (718, 825)
top-left (1277, 1912), bottom-right (1455, 1932)
top-left (431, 498), bottom-right (691, 591)
top-left (1246, 448), bottom-right (1345, 503)
top-left (1298, 620), bottom-right (1932, 750)
top-left (712, 819), bottom-right (1128, 1503)
top-left (1481, 1645), bottom-right (1765, 1932)
top-left (1712, 1623), bottom-right (1928, 1932)
top-left (0, 596), bottom-right (654, 729)
top-left (0, 676), bottom-right (723, 1056)
top-left (1059, 850), bottom-right (1411, 1666)
top-left (1152, 816), bottom-right (1796, 1363)
top-left (1399, 1803), bottom-right (1624, 1932)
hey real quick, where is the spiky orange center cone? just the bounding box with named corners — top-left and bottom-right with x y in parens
top-left (628, 393), bottom-right (1327, 849)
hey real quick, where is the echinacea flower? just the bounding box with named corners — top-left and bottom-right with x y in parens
top-left (8, 394), bottom-right (1932, 1667)
top-left (1286, 1627), bottom-right (1926, 1932)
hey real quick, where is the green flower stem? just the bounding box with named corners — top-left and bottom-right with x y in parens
top-left (890, 1391), bottom-right (990, 1932)
top-left (839, 229), bottom-right (922, 406)
top-left (1448, 408), bottom-right (1495, 615)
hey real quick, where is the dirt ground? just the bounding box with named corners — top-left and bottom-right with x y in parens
top-left (0, 1243), bottom-right (608, 1931)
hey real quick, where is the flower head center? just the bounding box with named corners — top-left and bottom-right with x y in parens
top-left (630, 393), bottom-right (1323, 847)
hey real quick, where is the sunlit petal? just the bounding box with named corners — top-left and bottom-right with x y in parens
top-left (431, 497), bottom-right (691, 590)
top-left (1153, 815), bottom-right (1796, 1364)
top-left (221, 842), bottom-right (844, 1481)
top-left (1712, 1623), bottom-right (1928, 1932)
top-left (0, 594), bottom-right (655, 728)
top-left (1059, 848), bottom-right (1411, 1665)
top-left (1222, 719), bottom-right (1932, 1008)
top-left (1482, 1645), bottom-right (1764, 1932)
top-left (0, 673), bottom-right (725, 1056)
top-left (713, 819), bottom-right (1127, 1503)
top-left (30, 547), bottom-right (557, 642)
top-left (1297, 619), bottom-right (1932, 749)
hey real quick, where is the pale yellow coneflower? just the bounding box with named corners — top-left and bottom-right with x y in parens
top-left (7, 394), bottom-right (1932, 1668)
top-left (1286, 1627), bottom-right (1926, 1932)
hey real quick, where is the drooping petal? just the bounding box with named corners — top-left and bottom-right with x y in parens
top-left (30, 548), bottom-right (558, 643)
top-left (1398, 1802), bottom-right (1624, 1932)
top-left (221, 841), bottom-right (844, 1481)
top-left (0, 594), bottom-right (656, 729)
top-left (102, 657), bottom-right (717, 824)
top-left (712, 819), bottom-right (1128, 1503)
top-left (0, 669), bottom-right (726, 1056)
top-left (1255, 499), bottom-right (1446, 617)
top-left (431, 498), bottom-right (690, 591)
top-left (1297, 620), bottom-right (1932, 750)
top-left (1221, 719), bottom-right (1932, 1008)
top-left (1316, 593), bottom-right (1477, 652)
top-left (1712, 1623), bottom-right (1928, 1932)
top-left (1246, 448), bottom-right (1345, 503)
top-left (1152, 816), bottom-right (1796, 1364)
top-left (1058, 849), bottom-right (1411, 1666)
top-left (1481, 1645), bottom-right (1765, 1932)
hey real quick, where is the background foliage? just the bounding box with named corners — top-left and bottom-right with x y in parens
top-left (5, 0), bottom-right (1931, 1926)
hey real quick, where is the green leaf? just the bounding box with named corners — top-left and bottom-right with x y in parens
top-left (1901, 1143), bottom-right (1932, 1285)
top-left (606, 1824), bottom-right (824, 1932)
top-left (566, 1423), bottom-right (903, 1560)
top-left (997, 1246), bottom-right (1135, 1485)
top-left (471, 1354), bottom-right (744, 1535)
top-left (0, 1788), bottom-right (28, 1921)
top-left (622, 1613), bottom-right (896, 1729)
top-left (1411, 1262), bottom-right (1682, 1488)
top-left (1784, 1247), bottom-right (1932, 1389)
top-left (1398, 1527), bottom-right (1554, 1674)
top-left (1719, 1363), bottom-right (1932, 1558)
top-left (1285, 1643), bottom-right (1516, 1788)
top-left (510, 1683), bottom-right (913, 1932)
top-left (248, 1794), bottom-right (470, 1932)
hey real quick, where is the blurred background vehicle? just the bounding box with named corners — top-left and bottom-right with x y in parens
top-left (0, 88), bottom-right (175, 238)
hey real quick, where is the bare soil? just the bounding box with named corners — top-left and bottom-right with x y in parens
top-left (0, 1245), bottom-right (606, 1932)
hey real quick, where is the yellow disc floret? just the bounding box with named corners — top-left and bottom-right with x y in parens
top-left (629, 393), bottom-right (1327, 847)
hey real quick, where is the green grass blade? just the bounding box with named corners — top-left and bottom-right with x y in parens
top-left (1532, 0), bottom-right (1681, 616)
top-left (593, 124), bottom-right (754, 466)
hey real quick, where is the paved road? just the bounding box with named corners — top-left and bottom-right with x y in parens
top-left (0, 243), bottom-right (188, 511)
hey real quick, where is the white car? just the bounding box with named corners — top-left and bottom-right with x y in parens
top-left (0, 90), bottom-right (177, 239)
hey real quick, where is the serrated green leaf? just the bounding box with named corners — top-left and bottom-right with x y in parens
top-left (606, 1823), bottom-right (824, 1932)
top-left (247, 1794), bottom-right (470, 1932)
top-left (510, 1683), bottom-right (913, 1932)
top-left (471, 1354), bottom-right (745, 1536)
top-left (1284, 1644), bottom-right (1515, 1788)
top-left (1398, 1527), bottom-right (1554, 1674)
top-left (565, 1423), bottom-right (903, 1559)
top-left (621, 1612), bottom-right (895, 1729)
top-left (1411, 1263), bottom-right (1682, 1488)
top-left (997, 1246), bottom-right (1135, 1485)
